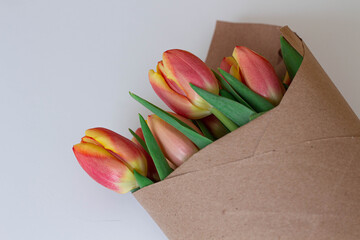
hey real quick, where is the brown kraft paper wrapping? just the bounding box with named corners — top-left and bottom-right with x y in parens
top-left (134, 22), bottom-right (360, 240)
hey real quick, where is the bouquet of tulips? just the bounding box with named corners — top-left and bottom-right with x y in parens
top-left (73, 22), bottom-right (360, 239)
top-left (73, 36), bottom-right (295, 192)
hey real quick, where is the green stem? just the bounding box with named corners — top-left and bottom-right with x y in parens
top-left (210, 107), bottom-right (238, 132)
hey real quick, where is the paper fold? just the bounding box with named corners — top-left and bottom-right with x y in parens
top-left (134, 22), bottom-right (360, 239)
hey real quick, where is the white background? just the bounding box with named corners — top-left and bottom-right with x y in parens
top-left (1, 0), bottom-right (359, 239)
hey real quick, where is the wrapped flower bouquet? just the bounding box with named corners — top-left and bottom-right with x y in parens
top-left (73, 22), bottom-right (360, 239)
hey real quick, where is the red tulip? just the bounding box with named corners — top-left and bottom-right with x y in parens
top-left (73, 127), bottom-right (148, 193)
top-left (232, 46), bottom-right (285, 105)
top-left (149, 49), bottom-right (219, 119)
top-left (147, 113), bottom-right (201, 167)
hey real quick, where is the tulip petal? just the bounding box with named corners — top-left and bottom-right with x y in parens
top-left (220, 57), bottom-right (233, 73)
top-left (162, 49), bottom-right (219, 109)
top-left (229, 65), bottom-right (241, 81)
top-left (148, 114), bottom-right (199, 167)
top-left (157, 61), bottom-right (186, 96)
top-left (220, 56), bottom-right (241, 81)
top-left (135, 128), bottom-right (145, 141)
top-left (283, 71), bottom-right (291, 85)
top-left (81, 136), bottom-right (102, 146)
top-left (73, 143), bottom-right (137, 194)
top-left (149, 69), bottom-right (210, 119)
top-left (168, 112), bottom-right (202, 135)
top-left (201, 115), bottom-right (229, 139)
top-left (85, 128), bottom-right (147, 176)
top-left (233, 46), bottom-right (285, 105)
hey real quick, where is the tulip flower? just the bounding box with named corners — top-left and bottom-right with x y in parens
top-left (73, 127), bottom-right (148, 194)
top-left (202, 114), bottom-right (229, 139)
top-left (149, 49), bottom-right (219, 119)
top-left (232, 46), bottom-right (285, 106)
top-left (220, 56), bottom-right (242, 82)
top-left (147, 113), bottom-right (201, 167)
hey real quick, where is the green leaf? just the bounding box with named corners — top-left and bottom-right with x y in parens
top-left (210, 107), bottom-right (238, 131)
top-left (129, 128), bottom-right (149, 154)
top-left (134, 170), bottom-right (154, 188)
top-left (130, 92), bottom-right (213, 149)
top-left (219, 89), bottom-right (236, 101)
top-left (130, 187), bottom-right (140, 193)
top-left (139, 114), bottom-right (173, 180)
top-left (212, 70), bottom-right (254, 110)
top-left (190, 84), bottom-right (255, 127)
top-left (249, 112), bottom-right (265, 121)
top-left (195, 120), bottom-right (215, 141)
top-left (280, 36), bottom-right (303, 79)
top-left (218, 69), bottom-right (274, 113)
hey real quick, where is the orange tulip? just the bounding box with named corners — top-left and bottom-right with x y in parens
top-left (73, 128), bottom-right (148, 193)
top-left (149, 49), bottom-right (219, 119)
top-left (232, 46), bottom-right (285, 105)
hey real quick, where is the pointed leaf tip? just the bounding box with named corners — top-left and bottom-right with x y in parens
top-left (190, 83), bottom-right (255, 127)
top-left (134, 169), bottom-right (154, 189)
top-left (280, 36), bottom-right (303, 79)
top-left (129, 128), bottom-right (149, 154)
top-left (218, 69), bottom-right (274, 112)
top-left (213, 69), bottom-right (254, 110)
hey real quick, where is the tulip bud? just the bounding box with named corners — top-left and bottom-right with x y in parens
top-left (232, 46), bottom-right (285, 106)
top-left (149, 49), bottom-right (219, 119)
top-left (147, 113), bottom-right (200, 167)
top-left (283, 71), bottom-right (291, 86)
top-left (201, 114), bottom-right (229, 139)
top-left (73, 127), bottom-right (148, 194)
top-left (220, 56), bottom-right (242, 82)
top-left (131, 127), bottom-right (145, 146)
